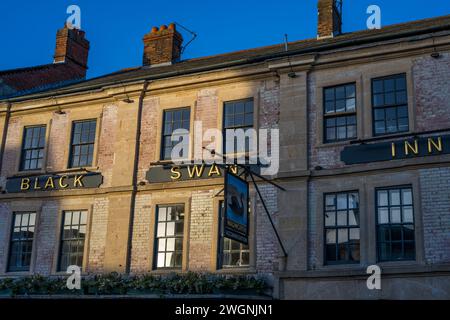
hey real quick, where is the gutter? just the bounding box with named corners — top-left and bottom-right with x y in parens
top-left (3, 22), bottom-right (450, 104)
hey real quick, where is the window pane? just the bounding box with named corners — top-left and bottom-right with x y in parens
top-left (325, 212), bottom-right (335, 227)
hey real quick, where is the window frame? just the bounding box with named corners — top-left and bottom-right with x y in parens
top-left (371, 73), bottom-right (409, 137)
top-left (323, 83), bottom-right (357, 143)
top-left (222, 98), bottom-right (255, 156)
top-left (323, 191), bottom-right (360, 265)
top-left (68, 119), bottom-right (97, 169)
top-left (217, 200), bottom-right (250, 269)
top-left (19, 125), bottom-right (46, 172)
top-left (160, 107), bottom-right (191, 161)
top-left (57, 210), bottom-right (88, 272)
top-left (375, 185), bottom-right (416, 262)
top-left (7, 212), bottom-right (37, 272)
top-left (153, 204), bottom-right (185, 270)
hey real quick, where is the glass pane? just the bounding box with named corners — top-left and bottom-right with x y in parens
top-left (391, 242), bottom-right (403, 260)
top-left (166, 238), bottom-right (175, 251)
top-left (373, 94), bottom-right (384, 107)
top-left (326, 244), bottom-right (336, 261)
top-left (403, 206), bottom-right (414, 223)
top-left (390, 207), bottom-right (401, 223)
top-left (337, 194), bottom-right (347, 210)
top-left (349, 243), bottom-right (360, 262)
top-left (158, 239), bottom-right (166, 251)
top-left (325, 101), bottom-right (334, 114)
top-left (348, 210), bottom-right (359, 226)
top-left (158, 207), bottom-right (167, 222)
top-left (403, 225), bottom-right (415, 241)
top-left (378, 226), bottom-right (390, 242)
top-left (326, 230), bottom-right (336, 244)
top-left (378, 191), bottom-right (388, 206)
top-left (378, 207), bottom-right (389, 224)
top-left (325, 212), bottom-right (335, 227)
top-left (325, 195), bottom-right (335, 210)
top-left (166, 222), bottom-right (175, 236)
top-left (157, 223), bottom-right (165, 237)
top-left (396, 76), bottom-right (406, 90)
top-left (346, 98), bottom-right (356, 111)
top-left (391, 226), bottom-right (402, 241)
top-left (337, 211), bottom-right (347, 226)
top-left (336, 100), bottom-right (345, 112)
top-left (346, 85), bottom-right (355, 98)
top-left (326, 128), bottom-right (335, 141)
top-left (335, 87), bottom-right (345, 100)
top-left (385, 79), bottom-right (395, 92)
top-left (390, 190), bottom-right (400, 205)
top-left (404, 242), bottom-right (415, 260)
top-left (324, 88), bottom-right (334, 101)
top-left (337, 126), bottom-right (346, 139)
top-left (348, 193), bottom-right (358, 209)
top-left (402, 189), bottom-right (412, 205)
top-left (157, 253), bottom-right (165, 268)
top-left (349, 228), bottom-right (360, 240)
top-left (165, 252), bottom-right (174, 267)
top-left (373, 80), bottom-right (383, 94)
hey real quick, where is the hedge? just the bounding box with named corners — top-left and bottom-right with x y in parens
top-left (0, 272), bottom-right (268, 297)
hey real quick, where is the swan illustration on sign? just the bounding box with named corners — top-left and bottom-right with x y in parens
top-left (224, 170), bottom-right (249, 244)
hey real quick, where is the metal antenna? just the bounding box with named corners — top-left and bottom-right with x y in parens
top-left (174, 21), bottom-right (197, 54)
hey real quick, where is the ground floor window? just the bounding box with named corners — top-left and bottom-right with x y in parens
top-left (58, 210), bottom-right (88, 271)
top-left (8, 212), bottom-right (36, 272)
top-left (376, 186), bottom-right (415, 261)
top-left (324, 191), bottom-right (360, 264)
top-left (154, 204), bottom-right (185, 269)
top-left (218, 201), bottom-right (250, 268)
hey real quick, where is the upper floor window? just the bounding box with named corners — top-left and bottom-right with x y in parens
top-left (372, 74), bottom-right (409, 136)
top-left (20, 126), bottom-right (46, 171)
top-left (223, 98), bottom-right (254, 154)
top-left (58, 210), bottom-right (88, 271)
top-left (323, 84), bottom-right (356, 143)
top-left (161, 108), bottom-right (190, 161)
top-left (376, 186), bottom-right (415, 262)
top-left (69, 120), bottom-right (97, 168)
top-left (324, 191), bottom-right (360, 264)
top-left (218, 201), bottom-right (250, 268)
top-left (8, 212), bottom-right (36, 272)
top-left (154, 204), bottom-right (185, 269)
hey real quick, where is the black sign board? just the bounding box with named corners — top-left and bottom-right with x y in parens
top-left (146, 163), bottom-right (258, 183)
top-left (341, 135), bottom-right (449, 165)
top-left (224, 170), bottom-right (249, 244)
top-left (5, 173), bottom-right (103, 193)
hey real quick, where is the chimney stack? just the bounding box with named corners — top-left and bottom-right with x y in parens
top-left (54, 24), bottom-right (90, 77)
top-left (317, 0), bottom-right (343, 39)
top-left (142, 23), bottom-right (183, 67)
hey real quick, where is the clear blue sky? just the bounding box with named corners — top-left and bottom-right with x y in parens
top-left (1, 0), bottom-right (449, 79)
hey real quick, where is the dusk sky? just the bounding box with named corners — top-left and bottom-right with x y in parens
top-left (1, 0), bottom-right (449, 79)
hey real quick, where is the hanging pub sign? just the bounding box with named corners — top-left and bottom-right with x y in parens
top-left (5, 172), bottom-right (103, 193)
top-left (341, 135), bottom-right (449, 165)
top-left (224, 169), bottom-right (249, 244)
top-left (146, 163), bottom-right (258, 183)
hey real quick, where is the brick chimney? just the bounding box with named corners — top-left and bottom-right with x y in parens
top-left (142, 23), bottom-right (183, 67)
top-left (54, 24), bottom-right (90, 76)
top-left (317, 0), bottom-right (343, 39)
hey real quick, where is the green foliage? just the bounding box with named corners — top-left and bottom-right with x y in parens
top-left (0, 272), bottom-right (267, 297)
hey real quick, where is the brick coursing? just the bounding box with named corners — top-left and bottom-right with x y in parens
top-left (189, 190), bottom-right (214, 271)
top-left (413, 53), bottom-right (450, 131)
top-left (255, 184), bottom-right (279, 273)
top-left (0, 202), bottom-right (11, 272)
top-left (419, 167), bottom-right (450, 264)
top-left (34, 201), bottom-right (59, 275)
top-left (88, 197), bottom-right (109, 273)
top-left (130, 194), bottom-right (152, 273)
top-left (0, 117), bottom-right (21, 188)
top-left (97, 104), bottom-right (118, 187)
top-left (47, 112), bottom-right (70, 171)
top-left (138, 97), bottom-right (159, 182)
top-left (307, 182), bottom-right (318, 270)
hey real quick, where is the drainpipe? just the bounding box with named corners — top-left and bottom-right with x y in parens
top-left (126, 81), bottom-right (150, 274)
top-left (0, 102), bottom-right (11, 185)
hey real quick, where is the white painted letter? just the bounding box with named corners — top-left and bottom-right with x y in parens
top-left (66, 5), bottom-right (81, 30)
top-left (367, 5), bottom-right (381, 30)
top-left (366, 265), bottom-right (381, 290)
top-left (66, 265), bottom-right (81, 290)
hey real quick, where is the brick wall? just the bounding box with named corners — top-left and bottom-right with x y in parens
top-left (137, 97), bottom-right (159, 182)
top-left (97, 104), bottom-right (118, 187)
top-left (189, 190), bottom-right (214, 271)
top-left (0, 117), bottom-right (21, 187)
top-left (130, 194), bottom-right (152, 273)
top-left (88, 197), bottom-right (109, 273)
top-left (255, 184), bottom-right (279, 273)
top-left (34, 201), bottom-right (59, 275)
top-left (414, 53), bottom-right (450, 131)
top-left (419, 167), bottom-right (450, 264)
top-left (0, 202), bottom-right (11, 272)
top-left (47, 112), bottom-right (70, 172)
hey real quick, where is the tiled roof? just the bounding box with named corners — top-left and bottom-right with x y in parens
top-left (2, 14), bottom-right (450, 102)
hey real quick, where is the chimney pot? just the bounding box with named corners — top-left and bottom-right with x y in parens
top-left (142, 22), bottom-right (183, 67)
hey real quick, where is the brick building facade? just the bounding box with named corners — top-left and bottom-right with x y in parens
top-left (0, 0), bottom-right (449, 299)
